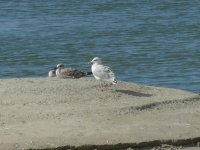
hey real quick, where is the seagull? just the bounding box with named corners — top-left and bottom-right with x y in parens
top-left (48, 67), bottom-right (57, 77)
top-left (89, 57), bottom-right (117, 89)
top-left (56, 64), bottom-right (92, 79)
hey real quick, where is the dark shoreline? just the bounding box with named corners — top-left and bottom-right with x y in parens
top-left (28, 137), bottom-right (200, 150)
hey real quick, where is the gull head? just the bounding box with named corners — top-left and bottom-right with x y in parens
top-left (56, 64), bottom-right (65, 69)
top-left (90, 57), bottom-right (102, 65)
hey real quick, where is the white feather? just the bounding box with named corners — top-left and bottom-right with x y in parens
top-left (90, 57), bottom-right (117, 84)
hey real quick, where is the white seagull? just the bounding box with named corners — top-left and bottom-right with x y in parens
top-left (48, 67), bottom-right (57, 77)
top-left (90, 57), bottom-right (117, 89)
top-left (56, 64), bottom-right (92, 79)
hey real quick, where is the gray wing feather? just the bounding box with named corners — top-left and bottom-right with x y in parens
top-left (94, 65), bottom-right (115, 81)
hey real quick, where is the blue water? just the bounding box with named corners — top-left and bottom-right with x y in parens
top-left (0, 1), bottom-right (199, 93)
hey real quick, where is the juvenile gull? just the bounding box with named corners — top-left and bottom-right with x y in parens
top-left (90, 57), bottom-right (117, 89)
top-left (56, 64), bottom-right (92, 79)
top-left (48, 67), bottom-right (57, 77)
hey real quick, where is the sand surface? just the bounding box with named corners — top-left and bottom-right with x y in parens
top-left (0, 77), bottom-right (199, 150)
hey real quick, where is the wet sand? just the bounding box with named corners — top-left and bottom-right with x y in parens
top-left (0, 78), bottom-right (199, 150)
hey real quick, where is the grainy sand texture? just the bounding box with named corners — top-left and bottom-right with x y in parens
top-left (0, 78), bottom-right (199, 150)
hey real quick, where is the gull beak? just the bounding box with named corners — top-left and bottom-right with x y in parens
top-left (88, 61), bottom-right (92, 64)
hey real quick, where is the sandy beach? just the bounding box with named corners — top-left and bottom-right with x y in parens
top-left (0, 77), bottom-right (199, 150)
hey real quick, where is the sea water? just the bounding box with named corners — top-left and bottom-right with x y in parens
top-left (0, 1), bottom-right (199, 93)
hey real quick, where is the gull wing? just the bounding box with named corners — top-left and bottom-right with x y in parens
top-left (59, 68), bottom-right (86, 78)
top-left (93, 65), bottom-right (115, 81)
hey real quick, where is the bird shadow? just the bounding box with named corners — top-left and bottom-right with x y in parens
top-left (116, 90), bottom-right (152, 97)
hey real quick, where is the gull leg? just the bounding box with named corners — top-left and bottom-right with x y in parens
top-left (102, 81), bottom-right (109, 89)
top-left (101, 81), bottom-right (104, 90)
top-left (102, 81), bottom-right (108, 91)
top-left (99, 81), bottom-right (102, 88)
top-left (99, 80), bottom-right (104, 91)
top-left (103, 81), bottom-right (107, 88)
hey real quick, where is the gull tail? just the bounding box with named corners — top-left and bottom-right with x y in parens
top-left (86, 71), bottom-right (92, 75)
top-left (112, 79), bottom-right (117, 84)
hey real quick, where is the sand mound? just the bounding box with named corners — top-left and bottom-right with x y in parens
top-left (0, 78), bottom-right (199, 149)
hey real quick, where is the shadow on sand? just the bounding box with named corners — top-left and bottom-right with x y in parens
top-left (116, 90), bottom-right (152, 97)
